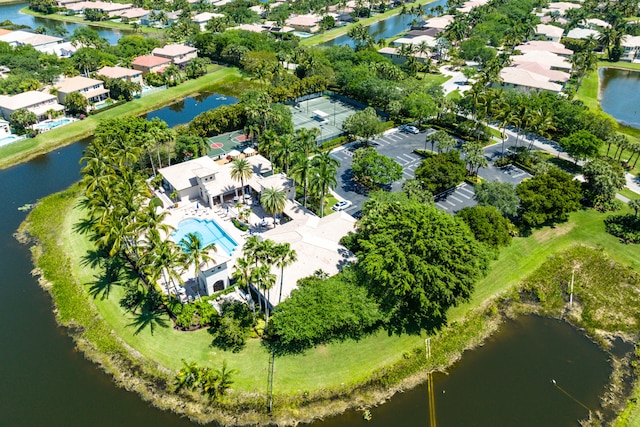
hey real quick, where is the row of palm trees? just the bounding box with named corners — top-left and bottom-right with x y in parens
top-left (80, 119), bottom-right (219, 313)
top-left (258, 128), bottom-right (340, 216)
top-left (231, 237), bottom-right (297, 331)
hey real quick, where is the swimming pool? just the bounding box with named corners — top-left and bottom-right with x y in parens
top-left (171, 217), bottom-right (238, 256)
top-left (34, 117), bottom-right (73, 131)
top-left (0, 134), bottom-right (21, 147)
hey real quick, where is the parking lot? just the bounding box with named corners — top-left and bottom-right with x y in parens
top-left (330, 129), bottom-right (427, 214)
top-left (329, 131), bottom-right (533, 216)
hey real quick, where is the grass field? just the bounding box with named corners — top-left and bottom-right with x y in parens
top-left (0, 67), bottom-right (245, 170)
top-left (57, 195), bottom-right (640, 395)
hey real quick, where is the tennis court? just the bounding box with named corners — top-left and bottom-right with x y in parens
top-left (290, 96), bottom-right (361, 143)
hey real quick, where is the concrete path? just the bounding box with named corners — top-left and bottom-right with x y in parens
top-left (439, 66), bottom-right (472, 96)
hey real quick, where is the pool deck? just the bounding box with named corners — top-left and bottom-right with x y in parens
top-left (159, 197), bottom-right (357, 306)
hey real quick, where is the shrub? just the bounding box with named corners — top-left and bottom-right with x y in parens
top-left (231, 217), bottom-right (249, 231)
top-left (604, 214), bottom-right (640, 244)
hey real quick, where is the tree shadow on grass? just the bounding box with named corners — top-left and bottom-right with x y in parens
top-left (83, 251), bottom-right (127, 300)
top-left (128, 306), bottom-right (169, 335)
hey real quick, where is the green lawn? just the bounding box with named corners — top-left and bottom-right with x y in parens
top-left (0, 67), bottom-right (244, 170)
top-left (58, 195), bottom-right (640, 395)
top-left (619, 187), bottom-right (640, 200)
top-left (575, 69), bottom-right (599, 110)
top-left (420, 72), bottom-right (452, 86)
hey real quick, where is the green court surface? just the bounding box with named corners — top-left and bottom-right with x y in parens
top-left (207, 130), bottom-right (251, 158)
top-left (290, 96), bottom-right (361, 143)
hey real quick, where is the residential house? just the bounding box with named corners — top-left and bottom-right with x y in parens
top-left (0, 30), bottom-right (64, 50)
top-left (65, 1), bottom-right (133, 14)
top-left (378, 47), bottom-right (431, 64)
top-left (421, 15), bottom-right (454, 33)
top-left (97, 66), bottom-right (144, 86)
top-left (131, 55), bottom-right (171, 75)
top-left (565, 27), bottom-right (600, 40)
top-left (113, 7), bottom-right (148, 21)
top-left (192, 12), bottom-right (225, 31)
top-left (515, 40), bottom-right (573, 57)
top-left (34, 41), bottom-right (79, 58)
top-left (545, 1), bottom-right (580, 16)
top-left (535, 24), bottom-right (564, 42)
top-left (0, 119), bottom-right (11, 138)
top-left (621, 35), bottom-right (640, 62)
top-left (457, 0), bottom-right (489, 13)
top-left (496, 67), bottom-right (563, 93)
top-left (580, 18), bottom-right (610, 29)
top-left (511, 50), bottom-right (572, 72)
top-left (0, 91), bottom-right (64, 121)
top-left (151, 44), bottom-right (198, 67)
top-left (285, 14), bottom-right (323, 33)
top-left (55, 76), bottom-right (109, 105)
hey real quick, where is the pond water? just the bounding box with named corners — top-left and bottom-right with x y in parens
top-left (0, 2), bottom-right (125, 45)
top-left (144, 93), bottom-right (238, 128)
top-left (0, 97), bottom-right (618, 425)
top-left (309, 316), bottom-right (614, 427)
top-left (322, 0), bottom-right (448, 48)
top-left (599, 67), bottom-right (640, 129)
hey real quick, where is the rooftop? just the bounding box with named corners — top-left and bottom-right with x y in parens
top-left (56, 76), bottom-right (104, 93)
top-left (565, 27), bottom-right (599, 39)
top-left (0, 90), bottom-right (58, 110)
top-left (152, 44), bottom-right (197, 57)
top-left (500, 67), bottom-right (563, 92)
top-left (511, 50), bottom-right (571, 70)
top-left (536, 24), bottom-right (565, 38)
top-left (515, 40), bottom-right (573, 56)
top-left (513, 62), bottom-right (570, 82)
top-left (422, 15), bottom-right (454, 30)
top-left (97, 66), bottom-right (141, 79)
top-left (132, 55), bottom-right (172, 67)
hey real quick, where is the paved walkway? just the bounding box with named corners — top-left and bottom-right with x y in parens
top-left (439, 66), bottom-right (472, 96)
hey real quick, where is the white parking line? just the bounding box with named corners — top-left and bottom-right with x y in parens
top-left (458, 186), bottom-right (474, 196)
top-left (512, 172), bottom-right (525, 178)
top-left (449, 195), bottom-right (463, 203)
top-left (403, 171), bottom-right (414, 178)
top-left (436, 203), bottom-right (449, 210)
top-left (395, 156), bottom-right (409, 165)
top-left (445, 200), bottom-right (455, 206)
top-left (457, 191), bottom-right (471, 199)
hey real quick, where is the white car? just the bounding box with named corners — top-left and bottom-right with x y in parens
top-left (400, 125), bottom-right (420, 134)
top-left (332, 200), bottom-right (352, 211)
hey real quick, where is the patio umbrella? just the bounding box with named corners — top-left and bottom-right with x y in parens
top-left (243, 147), bottom-right (256, 155)
top-left (228, 149), bottom-right (241, 157)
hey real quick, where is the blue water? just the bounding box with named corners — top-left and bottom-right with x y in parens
top-left (144, 93), bottom-right (238, 127)
top-left (171, 217), bottom-right (238, 256)
top-left (34, 118), bottom-right (73, 130)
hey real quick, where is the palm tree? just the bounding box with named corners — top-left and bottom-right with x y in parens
top-left (461, 141), bottom-right (488, 175)
top-left (231, 256), bottom-right (256, 318)
top-left (230, 158), bottom-right (253, 204)
top-left (258, 129), bottom-right (279, 164)
top-left (180, 232), bottom-right (216, 297)
top-left (260, 187), bottom-right (287, 227)
top-left (629, 199), bottom-right (640, 216)
top-left (274, 243), bottom-right (297, 304)
top-left (174, 360), bottom-right (203, 392)
top-left (309, 152), bottom-right (338, 217)
top-left (142, 230), bottom-right (184, 296)
top-left (274, 133), bottom-right (296, 174)
top-left (293, 127), bottom-right (320, 157)
top-left (253, 263), bottom-right (276, 329)
top-left (290, 154), bottom-right (314, 208)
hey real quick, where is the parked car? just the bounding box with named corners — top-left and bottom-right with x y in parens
top-left (400, 125), bottom-right (419, 134)
top-left (331, 200), bottom-right (353, 211)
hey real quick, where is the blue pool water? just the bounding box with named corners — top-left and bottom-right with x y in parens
top-left (171, 218), bottom-right (238, 256)
top-left (0, 134), bottom-right (21, 147)
top-left (34, 118), bottom-right (73, 131)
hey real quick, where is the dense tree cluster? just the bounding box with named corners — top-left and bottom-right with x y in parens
top-left (343, 191), bottom-right (490, 334)
top-left (414, 151), bottom-right (467, 194)
top-left (268, 274), bottom-right (381, 353)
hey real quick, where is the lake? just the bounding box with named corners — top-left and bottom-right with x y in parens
top-left (0, 2), bottom-right (125, 45)
top-left (144, 93), bottom-right (238, 128)
top-left (309, 316), bottom-right (615, 426)
top-left (322, 0), bottom-right (448, 48)
top-left (599, 67), bottom-right (640, 129)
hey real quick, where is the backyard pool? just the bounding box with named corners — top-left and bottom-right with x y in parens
top-left (0, 134), bottom-right (22, 147)
top-left (34, 117), bottom-right (74, 131)
top-left (171, 217), bottom-right (238, 256)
